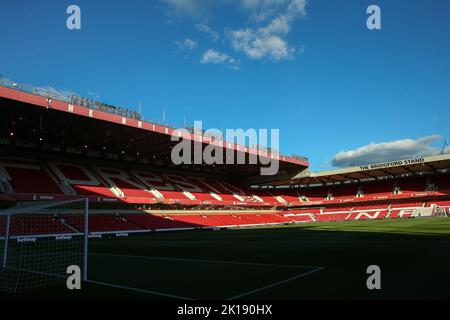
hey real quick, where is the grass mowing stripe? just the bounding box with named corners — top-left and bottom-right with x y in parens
top-left (88, 252), bottom-right (323, 269)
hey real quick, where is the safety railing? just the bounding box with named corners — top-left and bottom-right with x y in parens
top-left (0, 76), bottom-right (308, 162)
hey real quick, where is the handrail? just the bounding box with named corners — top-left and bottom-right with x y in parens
top-left (0, 76), bottom-right (309, 163)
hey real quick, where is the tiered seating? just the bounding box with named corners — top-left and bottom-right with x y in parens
top-left (248, 189), bottom-right (278, 203)
top-left (289, 208), bottom-right (321, 214)
top-left (5, 198), bottom-right (444, 237)
top-left (167, 214), bottom-right (218, 227)
top-left (288, 215), bottom-right (313, 222)
top-left (1, 156), bottom-right (449, 209)
top-left (207, 214), bottom-right (248, 226)
top-left (315, 213), bottom-right (348, 222)
top-left (328, 185), bottom-right (359, 200)
top-left (89, 215), bottom-right (142, 232)
top-left (285, 188), bottom-right (324, 202)
top-left (187, 191), bottom-right (217, 202)
top-left (287, 201), bottom-right (429, 222)
top-left (431, 176), bottom-right (450, 191)
top-left (360, 180), bottom-right (394, 198)
top-left (388, 202), bottom-right (422, 219)
top-left (1, 157), bottom-right (272, 205)
top-left (300, 188), bottom-right (327, 201)
top-left (156, 190), bottom-right (189, 201)
top-left (282, 209), bottom-right (317, 222)
top-left (397, 177), bottom-right (427, 194)
top-left (127, 213), bottom-right (294, 229)
top-left (197, 180), bottom-right (242, 202)
top-left (264, 213), bottom-right (294, 223)
top-left (430, 200), bottom-right (450, 206)
top-left (93, 167), bottom-right (155, 199)
top-left (65, 215), bottom-right (141, 233)
top-left (126, 214), bottom-right (193, 230)
top-left (322, 206), bottom-right (354, 213)
top-left (2, 161), bottom-right (63, 195)
top-left (72, 184), bottom-right (116, 198)
top-left (272, 189), bottom-right (300, 203)
top-left (233, 214), bottom-right (272, 224)
top-left (293, 215), bottom-right (315, 222)
top-left (54, 164), bottom-right (116, 197)
top-left (345, 208), bottom-right (388, 220)
top-left (429, 200), bottom-right (450, 215)
top-left (316, 206), bottom-right (354, 221)
top-left (229, 214), bottom-right (264, 224)
top-left (10, 215), bottom-right (74, 236)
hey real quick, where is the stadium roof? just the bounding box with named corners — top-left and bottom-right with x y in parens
top-left (258, 154), bottom-right (450, 186)
top-left (0, 83), bottom-right (308, 179)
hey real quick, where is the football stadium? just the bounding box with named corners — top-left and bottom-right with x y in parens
top-left (0, 78), bottom-right (449, 300)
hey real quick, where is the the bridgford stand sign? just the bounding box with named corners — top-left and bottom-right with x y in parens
top-left (359, 157), bottom-right (425, 170)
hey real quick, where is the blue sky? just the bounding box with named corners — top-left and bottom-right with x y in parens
top-left (0, 0), bottom-right (449, 171)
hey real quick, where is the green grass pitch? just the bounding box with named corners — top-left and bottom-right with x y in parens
top-left (2, 217), bottom-right (450, 299)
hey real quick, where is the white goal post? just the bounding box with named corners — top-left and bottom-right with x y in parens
top-left (0, 199), bottom-right (89, 293)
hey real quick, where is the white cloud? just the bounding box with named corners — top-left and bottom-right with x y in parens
top-left (331, 135), bottom-right (446, 168)
top-left (176, 38), bottom-right (198, 50)
top-left (196, 23), bottom-right (219, 41)
top-left (163, 0), bottom-right (307, 62)
top-left (242, 0), bottom-right (307, 22)
top-left (162, 0), bottom-right (211, 18)
top-left (227, 0), bottom-right (306, 61)
top-left (163, 0), bottom-right (307, 21)
top-left (227, 28), bottom-right (294, 60)
top-left (200, 49), bottom-right (235, 64)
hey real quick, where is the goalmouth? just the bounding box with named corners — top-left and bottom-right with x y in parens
top-left (0, 199), bottom-right (88, 293)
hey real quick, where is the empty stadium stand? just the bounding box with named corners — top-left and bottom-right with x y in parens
top-left (1, 199), bottom-right (447, 237)
top-left (1, 155), bottom-right (449, 236)
top-left (1, 155), bottom-right (449, 208)
top-left (1, 157), bottom-right (283, 206)
top-left (1, 81), bottom-right (449, 238)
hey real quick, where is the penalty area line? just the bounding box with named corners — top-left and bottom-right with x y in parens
top-left (4, 266), bottom-right (194, 300)
top-left (85, 279), bottom-right (195, 300)
top-left (226, 266), bottom-right (324, 300)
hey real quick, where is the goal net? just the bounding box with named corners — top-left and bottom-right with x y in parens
top-left (0, 199), bottom-right (88, 293)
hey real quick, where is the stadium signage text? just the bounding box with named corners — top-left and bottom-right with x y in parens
top-left (17, 237), bottom-right (37, 243)
top-left (359, 158), bottom-right (425, 170)
top-left (56, 235), bottom-right (72, 241)
top-left (115, 232), bottom-right (129, 237)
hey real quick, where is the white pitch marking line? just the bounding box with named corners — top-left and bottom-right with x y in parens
top-left (86, 279), bottom-right (194, 300)
top-left (226, 267), bottom-right (324, 300)
top-left (5, 266), bottom-right (194, 300)
top-left (88, 252), bottom-right (322, 269)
